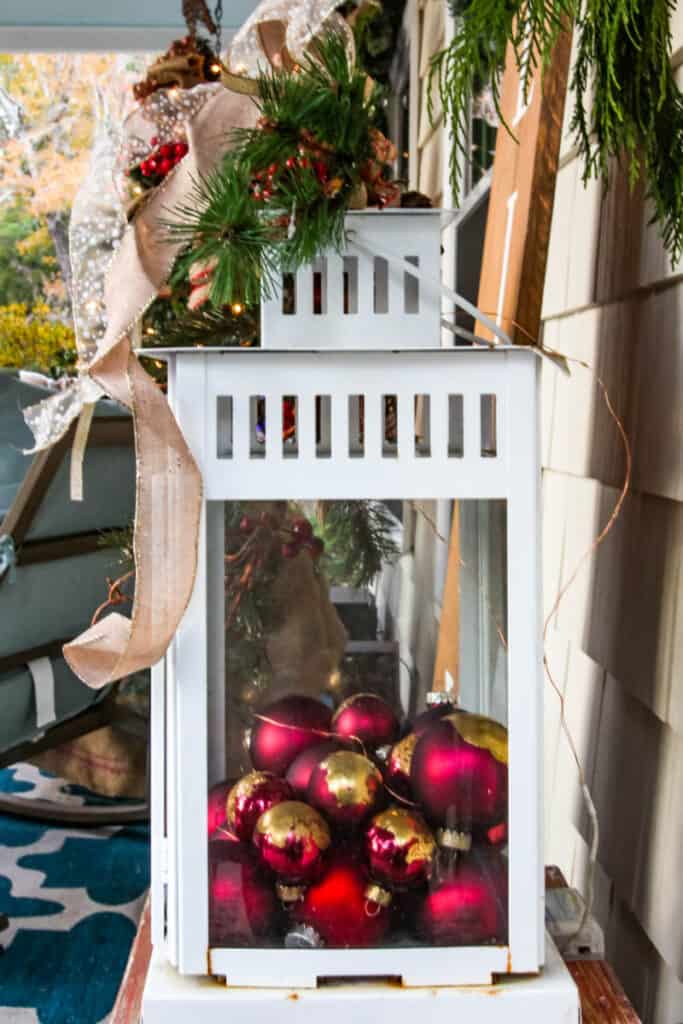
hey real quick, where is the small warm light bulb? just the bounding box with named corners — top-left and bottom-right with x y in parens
top-left (231, 302), bottom-right (244, 315)
top-left (154, 360), bottom-right (163, 368)
top-left (169, 87), bottom-right (180, 99)
top-left (145, 326), bottom-right (156, 335)
top-left (85, 300), bottom-right (98, 314)
top-left (210, 62), bottom-right (221, 75)
top-left (132, 184), bottom-right (143, 196)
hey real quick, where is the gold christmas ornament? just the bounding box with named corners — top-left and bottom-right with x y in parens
top-left (308, 750), bottom-right (384, 827)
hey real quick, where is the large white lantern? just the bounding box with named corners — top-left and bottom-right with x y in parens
top-left (142, 210), bottom-right (579, 1021)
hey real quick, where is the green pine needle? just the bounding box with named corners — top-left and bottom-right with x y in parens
top-left (166, 31), bottom-right (382, 307)
top-left (433, 0), bottom-right (683, 265)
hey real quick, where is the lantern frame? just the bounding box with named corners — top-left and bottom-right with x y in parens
top-left (146, 335), bottom-right (543, 987)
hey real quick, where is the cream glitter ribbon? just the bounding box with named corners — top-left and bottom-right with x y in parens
top-left (49, 86), bottom-right (258, 689)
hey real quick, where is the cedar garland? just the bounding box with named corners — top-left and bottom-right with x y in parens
top-left (432, 0), bottom-right (683, 263)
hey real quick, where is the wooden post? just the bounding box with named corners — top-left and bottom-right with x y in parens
top-left (432, 30), bottom-right (571, 694)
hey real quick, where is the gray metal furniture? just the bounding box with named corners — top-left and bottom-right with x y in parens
top-left (0, 370), bottom-right (147, 824)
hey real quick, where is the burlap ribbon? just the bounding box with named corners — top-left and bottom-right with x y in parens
top-left (60, 87), bottom-right (257, 689)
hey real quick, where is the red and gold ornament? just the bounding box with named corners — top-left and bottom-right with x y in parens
top-left (384, 701), bottom-right (455, 803)
top-left (410, 712), bottom-right (508, 844)
top-left (307, 750), bottom-right (384, 828)
top-left (332, 693), bottom-right (400, 750)
top-left (249, 694), bottom-right (333, 776)
top-left (285, 739), bottom-right (347, 799)
top-left (210, 833), bottom-right (282, 946)
top-left (364, 806), bottom-right (436, 890)
top-left (415, 851), bottom-right (508, 946)
top-left (253, 800), bottom-right (331, 885)
top-left (208, 778), bottom-right (234, 835)
top-left (290, 852), bottom-right (391, 947)
top-left (226, 771), bottom-right (293, 842)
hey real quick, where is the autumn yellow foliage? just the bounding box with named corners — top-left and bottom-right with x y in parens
top-left (0, 303), bottom-right (75, 371)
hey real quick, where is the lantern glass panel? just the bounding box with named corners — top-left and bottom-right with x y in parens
top-left (207, 496), bottom-right (509, 955)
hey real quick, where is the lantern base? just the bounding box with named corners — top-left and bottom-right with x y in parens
top-left (142, 935), bottom-right (579, 1023)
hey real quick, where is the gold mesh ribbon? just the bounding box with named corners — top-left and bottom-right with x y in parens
top-left (60, 87), bottom-right (257, 688)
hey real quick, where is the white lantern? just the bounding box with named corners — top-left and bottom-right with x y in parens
top-left (142, 210), bottom-right (579, 1021)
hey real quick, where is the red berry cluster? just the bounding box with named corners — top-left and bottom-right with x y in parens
top-left (138, 136), bottom-right (189, 181)
top-left (251, 151), bottom-right (330, 203)
top-left (239, 513), bottom-right (325, 562)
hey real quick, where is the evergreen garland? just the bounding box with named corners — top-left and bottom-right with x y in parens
top-left (432, 0), bottom-right (683, 263)
top-left (317, 501), bottom-right (400, 588)
top-left (168, 32), bottom-right (394, 308)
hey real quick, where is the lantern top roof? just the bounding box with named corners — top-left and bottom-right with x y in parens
top-left (137, 344), bottom-right (533, 358)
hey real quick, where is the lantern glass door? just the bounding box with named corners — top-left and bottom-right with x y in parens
top-left (207, 494), bottom-right (509, 960)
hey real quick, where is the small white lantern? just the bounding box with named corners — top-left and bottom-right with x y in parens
top-left (142, 210), bottom-right (576, 1019)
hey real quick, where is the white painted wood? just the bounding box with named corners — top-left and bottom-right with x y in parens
top-left (143, 938), bottom-right (579, 1023)
top-left (262, 212), bottom-right (443, 350)
top-left (209, 945), bottom-right (507, 988)
top-left (151, 342), bottom-right (544, 986)
top-left (150, 657), bottom-right (166, 952)
top-left (504, 350), bottom-right (544, 969)
top-left (206, 503), bottom-right (226, 786)
top-left (164, 349), bottom-right (524, 502)
top-left (171, 356), bottom-right (210, 975)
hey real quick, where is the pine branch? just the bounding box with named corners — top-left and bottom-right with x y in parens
top-left (318, 501), bottom-right (399, 588)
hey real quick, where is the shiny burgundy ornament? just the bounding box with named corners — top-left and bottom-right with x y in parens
top-left (291, 853), bottom-right (391, 947)
top-left (226, 771), bottom-right (293, 841)
top-left (411, 712), bottom-right (508, 832)
top-left (249, 695), bottom-right (333, 776)
top-left (408, 700), bottom-right (457, 736)
top-left (365, 807), bottom-right (436, 890)
top-left (210, 834), bottom-right (281, 946)
top-left (332, 693), bottom-right (400, 749)
top-left (253, 800), bottom-right (331, 883)
top-left (384, 732), bottom-right (418, 803)
top-left (285, 740), bottom-right (347, 798)
top-left (385, 705), bottom-right (453, 803)
top-left (207, 779), bottom-right (234, 835)
top-left (308, 750), bottom-right (384, 828)
top-left (416, 852), bottom-right (508, 946)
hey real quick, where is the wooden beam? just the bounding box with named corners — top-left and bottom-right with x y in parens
top-left (475, 30), bottom-right (572, 344)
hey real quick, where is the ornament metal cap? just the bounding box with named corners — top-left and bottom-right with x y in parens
top-left (426, 691), bottom-right (456, 707)
top-left (285, 924), bottom-right (324, 948)
top-left (437, 828), bottom-right (472, 852)
top-left (364, 882), bottom-right (392, 909)
top-left (276, 882), bottom-right (306, 904)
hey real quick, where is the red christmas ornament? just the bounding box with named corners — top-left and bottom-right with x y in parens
top-left (385, 703), bottom-right (455, 802)
top-left (415, 852), bottom-right (508, 946)
top-left (332, 693), bottom-right (400, 749)
top-left (408, 701), bottom-right (457, 735)
top-left (226, 771), bottom-right (293, 841)
top-left (364, 807), bottom-right (436, 890)
top-left (159, 158), bottom-right (173, 176)
top-left (291, 517), bottom-right (313, 543)
top-left (291, 853), bottom-right (391, 947)
top-left (253, 801), bottom-right (331, 883)
top-left (410, 712), bottom-right (508, 835)
top-left (249, 694), bottom-right (333, 776)
top-left (285, 739), bottom-right (347, 798)
top-left (208, 778), bottom-right (234, 835)
top-left (384, 732), bottom-right (418, 803)
top-left (307, 750), bottom-right (384, 828)
top-left (159, 143), bottom-right (173, 158)
top-left (210, 835), bottom-right (281, 946)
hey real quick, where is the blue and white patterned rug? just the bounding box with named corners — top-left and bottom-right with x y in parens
top-left (0, 764), bottom-right (149, 1024)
